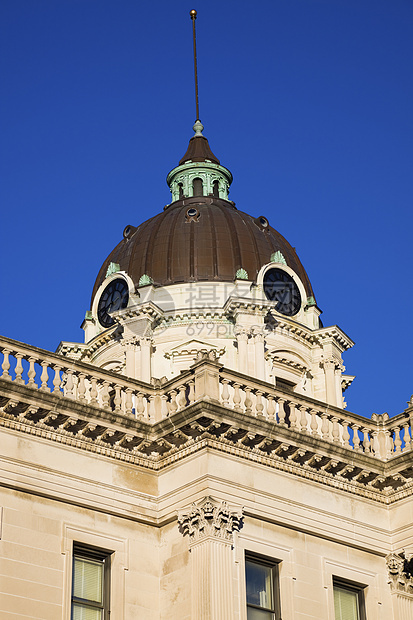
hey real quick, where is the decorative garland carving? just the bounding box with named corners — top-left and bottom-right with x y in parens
top-left (386, 552), bottom-right (413, 593)
top-left (178, 496), bottom-right (244, 542)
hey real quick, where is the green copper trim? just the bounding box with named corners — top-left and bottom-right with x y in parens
top-left (235, 268), bottom-right (249, 280)
top-left (106, 262), bottom-right (120, 277)
top-left (270, 251), bottom-right (287, 266)
top-left (167, 160), bottom-right (233, 203)
top-left (139, 274), bottom-right (153, 286)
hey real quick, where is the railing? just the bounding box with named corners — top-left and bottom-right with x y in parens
top-left (1, 336), bottom-right (412, 459)
top-left (218, 369), bottom-right (413, 459)
top-left (0, 337), bottom-right (194, 423)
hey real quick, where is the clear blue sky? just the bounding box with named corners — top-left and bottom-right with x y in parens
top-left (1, 0), bottom-right (412, 418)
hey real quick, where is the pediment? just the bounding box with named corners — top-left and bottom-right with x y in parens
top-left (164, 339), bottom-right (225, 360)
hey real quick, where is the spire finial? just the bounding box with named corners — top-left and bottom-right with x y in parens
top-left (193, 119), bottom-right (204, 136)
top-left (190, 10), bottom-right (200, 123)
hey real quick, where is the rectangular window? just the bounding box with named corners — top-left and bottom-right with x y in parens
top-left (245, 554), bottom-right (281, 620)
top-left (333, 578), bottom-right (366, 620)
top-left (72, 544), bottom-right (111, 620)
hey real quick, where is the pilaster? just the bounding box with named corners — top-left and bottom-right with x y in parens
top-left (234, 327), bottom-right (249, 375)
top-left (386, 552), bottom-right (413, 619)
top-left (178, 496), bottom-right (244, 620)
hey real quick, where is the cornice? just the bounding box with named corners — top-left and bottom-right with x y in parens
top-left (1, 382), bottom-right (413, 505)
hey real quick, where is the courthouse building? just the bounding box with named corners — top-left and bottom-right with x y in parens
top-left (0, 116), bottom-right (412, 619)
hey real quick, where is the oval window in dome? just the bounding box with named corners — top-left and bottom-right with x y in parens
top-left (186, 207), bottom-right (200, 222)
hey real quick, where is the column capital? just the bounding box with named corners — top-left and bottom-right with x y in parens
top-left (234, 326), bottom-right (250, 340)
top-left (178, 496), bottom-right (244, 543)
top-left (386, 551), bottom-right (413, 593)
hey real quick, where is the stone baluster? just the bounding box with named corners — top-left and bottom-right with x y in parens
top-left (244, 387), bottom-right (253, 415)
top-left (362, 428), bottom-right (371, 453)
top-left (52, 365), bottom-right (62, 393)
top-left (371, 431), bottom-right (380, 457)
top-left (394, 427), bottom-right (402, 455)
top-left (267, 395), bottom-right (275, 421)
top-left (289, 401), bottom-right (298, 430)
top-left (136, 392), bottom-right (146, 419)
top-left (113, 385), bottom-right (122, 413)
top-left (27, 357), bottom-right (37, 388)
top-left (299, 406), bottom-right (308, 432)
top-left (77, 374), bottom-right (86, 401)
top-left (169, 390), bottom-right (178, 414)
top-left (310, 409), bottom-right (319, 436)
top-left (384, 429), bottom-right (393, 459)
top-left (277, 398), bottom-right (286, 426)
top-left (125, 388), bottom-right (133, 416)
top-left (232, 384), bottom-right (242, 412)
top-left (188, 380), bottom-right (195, 404)
top-left (14, 353), bottom-right (24, 384)
top-left (255, 391), bottom-right (264, 417)
top-left (40, 361), bottom-right (50, 392)
top-left (321, 413), bottom-right (330, 440)
top-left (402, 420), bottom-right (411, 452)
top-left (342, 422), bottom-right (351, 449)
top-left (352, 425), bottom-right (361, 452)
top-left (178, 385), bottom-right (187, 410)
top-left (89, 376), bottom-right (98, 404)
top-left (148, 395), bottom-right (156, 420)
top-left (65, 369), bottom-right (75, 399)
top-left (332, 417), bottom-right (340, 444)
top-left (101, 381), bottom-right (111, 410)
top-left (221, 379), bottom-right (230, 407)
top-left (1, 349), bottom-right (11, 380)
top-left (161, 394), bottom-right (169, 418)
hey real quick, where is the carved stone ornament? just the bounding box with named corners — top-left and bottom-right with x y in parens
top-left (386, 552), bottom-right (413, 593)
top-left (178, 496), bottom-right (244, 543)
top-left (106, 262), bottom-right (120, 277)
top-left (270, 251), bottom-right (287, 266)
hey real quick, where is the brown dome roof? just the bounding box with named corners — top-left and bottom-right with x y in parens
top-left (179, 135), bottom-right (220, 165)
top-left (91, 196), bottom-right (314, 305)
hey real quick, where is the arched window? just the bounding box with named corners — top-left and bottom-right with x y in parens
top-left (178, 183), bottom-right (184, 199)
top-left (193, 177), bottom-right (203, 197)
top-left (213, 180), bottom-right (219, 198)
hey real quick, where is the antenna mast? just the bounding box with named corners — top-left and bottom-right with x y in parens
top-left (190, 10), bottom-right (200, 122)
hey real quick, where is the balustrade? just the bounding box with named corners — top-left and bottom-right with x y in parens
top-left (1, 338), bottom-right (412, 459)
top-left (217, 370), bottom-right (413, 459)
top-left (0, 338), bottom-right (195, 424)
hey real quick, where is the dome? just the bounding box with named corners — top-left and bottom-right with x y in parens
top-left (91, 195), bottom-right (314, 304)
top-left (91, 125), bottom-right (315, 305)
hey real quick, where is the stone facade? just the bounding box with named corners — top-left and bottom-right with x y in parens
top-left (0, 340), bottom-right (412, 618)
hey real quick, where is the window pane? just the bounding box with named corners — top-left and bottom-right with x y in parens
top-left (334, 586), bottom-right (360, 620)
top-left (246, 560), bottom-right (273, 609)
top-left (247, 607), bottom-right (274, 620)
top-left (73, 558), bottom-right (103, 603)
top-left (72, 603), bottom-right (102, 620)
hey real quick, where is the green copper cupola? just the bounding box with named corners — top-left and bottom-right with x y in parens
top-left (167, 121), bottom-right (233, 202)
